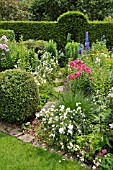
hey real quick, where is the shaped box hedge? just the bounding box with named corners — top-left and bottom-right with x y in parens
top-left (0, 11), bottom-right (113, 49)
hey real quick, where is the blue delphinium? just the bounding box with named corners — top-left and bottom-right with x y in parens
top-left (78, 44), bottom-right (83, 55)
top-left (100, 35), bottom-right (105, 41)
top-left (85, 31), bottom-right (90, 52)
top-left (85, 31), bottom-right (89, 42)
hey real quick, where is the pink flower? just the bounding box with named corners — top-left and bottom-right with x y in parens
top-left (89, 77), bottom-right (93, 80)
top-left (74, 72), bottom-right (82, 78)
top-left (74, 60), bottom-right (82, 65)
top-left (77, 65), bottom-right (83, 71)
top-left (102, 149), bottom-right (107, 155)
top-left (98, 151), bottom-right (104, 157)
top-left (84, 67), bottom-right (92, 74)
top-left (70, 61), bottom-right (76, 67)
top-left (98, 149), bottom-right (107, 157)
top-left (1, 35), bottom-right (8, 42)
top-left (81, 64), bottom-right (87, 70)
top-left (1, 44), bottom-right (8, 50)
top-left (67, 74), bottom-right (75, 80)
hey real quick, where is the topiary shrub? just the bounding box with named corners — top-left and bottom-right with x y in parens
top-left (0, 69), bottom-right (39, 124)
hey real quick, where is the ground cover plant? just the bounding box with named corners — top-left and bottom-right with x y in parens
top-left (0, 132), bottom-right (88, 170)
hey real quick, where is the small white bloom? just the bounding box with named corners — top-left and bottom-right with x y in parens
top-left (59, 105), bottom-right (65, 111)
top-left (68, 129), bottom-right (73, 135)
top-left (109, 123), bottom-right (113, 129)
top-left (95, 57), bottom-right (100, 63)
top-left (77, 106), bottom-right (81, 111)
top-left (66, 108), bottom-right (70, 113)
top-left (76, 102), bottom-right (81, 107)
top-left (108, 93), bottom-right (113, 98)
top-left (92, 165), bottom-right (96, 170)
top-left (25, 122), bottom-right (30, 126)
top-left (68, 124), bottom-right (73, 130)
top-left (59, 127), bottom-right (64, 134)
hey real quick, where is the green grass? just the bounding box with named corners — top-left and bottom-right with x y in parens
top-left (0, 132), bottom-right (88, 170)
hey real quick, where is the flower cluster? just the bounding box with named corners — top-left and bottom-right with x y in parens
top-left (38, 104), bottom-right (88, 152)
top-left (35, 52), bottom-right (59, 86)
top-left (0, 35), bottom-right (9, 56)
top-left (67, 59), bottom-right (92, 80)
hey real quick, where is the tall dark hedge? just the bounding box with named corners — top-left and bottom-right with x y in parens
top-left (0, 11), bottom-right (113, 49)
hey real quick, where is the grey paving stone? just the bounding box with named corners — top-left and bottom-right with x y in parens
top-left (53, 86), bottom-right (63, 92)
top-left (18, 134), bottom-right (35, 143)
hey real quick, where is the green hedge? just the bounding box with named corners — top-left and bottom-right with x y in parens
top-left (0, 29), bottom-right (15, 41)
top-left (0, 11), bottom-right (113, 49)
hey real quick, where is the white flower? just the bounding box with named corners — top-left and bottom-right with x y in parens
top-left (108, 93), bottom-right (113, 98)
top-left (77, 106), bottom-right (81, 111)
top-left (25, 122), bottom-right (30, 126)
top-left (92, 165), bottom-right (96, 170)
top-left (69, 142), bottom-right (73, 147)
top-left (109, 123), bottom-right (113, 129)
top-left (76, 102), bottom-right (81, 107)
top-left (59, 127), bottom-right (64, 134)
top-left (66, 108), bottom-right (70, 113)
top-left (68, 124), bottom-right (73, 130)
top-left (95, 57), bottom-right (100, 63)
top-left (49, 133), bottom-right (55, 138)
top-left (64, 112), bottom-right (67, 119)
top-left (59, 105), bottom-right (65, 112)
top-left (68, 129), bottom-right (73, 135)
top-left (52, 124), bottom-right (55, 127)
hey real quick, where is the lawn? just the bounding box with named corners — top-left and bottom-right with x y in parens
top-left (0, 132), bottom-right (88, 170)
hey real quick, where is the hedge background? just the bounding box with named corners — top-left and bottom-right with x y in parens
top-left (0, 11), bottom-right (113, 49)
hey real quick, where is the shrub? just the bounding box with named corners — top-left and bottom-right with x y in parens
top-left (0, 69), bottom-right (39, 124)
top-left (0, 29), bottom-right (15, 41)
top-left (65, 41), bottom-right (79, 62)
top-left (45, 39), bottom-right (58, 57)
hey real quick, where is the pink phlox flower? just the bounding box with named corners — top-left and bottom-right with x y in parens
top-left (1, 35), bottom-right (8, 42)
top-left (67, 74), bottom-right (75, 80)
top-left (1, 44), bottom-right (8, 50)
top-left (74, 60), bottom-right (82, 65)
top-left (69, 61), bottom-right (76, 67)
top-left (74, 72), bottom-right (82, 78)
top-left (102, 149), bottom-right (107, 155)
top-left (84, 66), bottom-right (92, 74)
top-left (98, 149), bottom-right (107, 157)
top-left (77, 65), bottom-right (83, 71)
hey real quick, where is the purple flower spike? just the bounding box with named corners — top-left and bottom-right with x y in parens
top-left (100, 35), bottom-right (105, 41)
top-left (78, 48), bottom-right (82, 55)
top-left (85, 32), bottom-right (89, 42)
top-left (85, 42), bottom-right (90, 52)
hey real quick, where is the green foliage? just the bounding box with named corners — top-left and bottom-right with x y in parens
top-left (76, 0), bottom-right (113, 21)
top-left (29, 0), bottom-right (79, 21)
top-left (0, 0), bottom-right (30, 21)
top-left (101, 153), bottom-right (113, 169)
top-left (0, 29), bottom-right (15, 41)
top-left (45, 39), bottom-right (58, 57)
top-left (0, 11), bottom-right (113, 49)
top-left (23, 39), bottom-right (47, 51)
top-left (56, 90), bottom-right (93, 115)
top-left (0, 69), bottom-right (39, 124)
top-left (0, 36), bottom-right (37, 72)
top-left (65, 41), bottom-right (79, 61)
